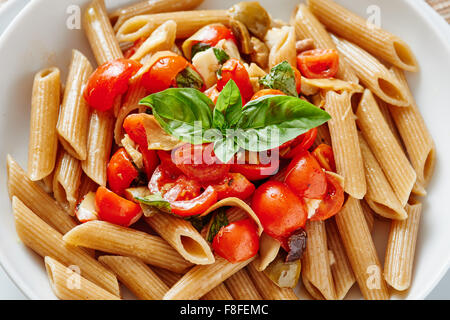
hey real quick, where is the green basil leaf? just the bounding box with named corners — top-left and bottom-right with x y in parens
top-left (213, 80), bottom-right (243, 131)
top-left (140, 88), bottom-right (215, 144)
top-left (259, 61), bottom-right (298, 97)
top-left (213, 137), bottom-right (240, 164)
top-left (186, 215), bottom-right (212, 233)
top-left (207, 208), bottom-right (229, 243)
top-left (213, 47), bottom-right (230, 64)
top-left (176, 66), bottom-right (204, 91)
top-left (191, 42), bottom-right (211, 59)
top-left (135, 194), bottom-right (171, 214)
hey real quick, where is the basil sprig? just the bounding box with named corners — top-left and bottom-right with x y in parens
top-left (260, 61), bottom-right (299, 97)
top-left (135, 193), bottom-right (172, 213)
top-left (140, 79), bottom-right (330, 163)
top-left (206, 208), bottom-right (229, 243)
top-left (176, 66), bottom-right (204, 91)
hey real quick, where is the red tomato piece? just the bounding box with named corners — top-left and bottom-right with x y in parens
top-left (95, 186), bottom-right (142, 227)
top-left (141, 148), bottom-right (159, 179)
top-left (141, 55), bottom-right (189, 93)
top-left (169, 186), bottom-right (218, 217)
top-left (123, 113), bottom-right (148, 147)
top-left (297, 49), bottom-right (339, 79)
top-left (312, 144), bottom-right (336, 172)
top-left (294, 67), bottom-right (302, 94)
top-left (217, 58), bottom-right (254, 104)
top-left (210, 173), bottom-right (255, 200)
top-left (212, 218), bottom-right (259, 263)
top-left (230, 162), bottom-right (279, 181)
top-left (192, 24), bottom-right (237, 49)
top-left (250, 89), bottom-right (285, 101)
top-left (124, 37), bottom-right (147, 59)
top-left (205, 86), bottom-right (220, 104)
top-left (107, 148), bottom-right (139, 196)
top-left (279, 128), bottom-right (318, 159)
top-left (157, 150), bottom-right (183, 176)
top-left (84, 59), bottom-right (142, 112)
top-left (310, 172), bottom-right (344, 221)
top-left (252, 181), bottom-right (307, 239)
top-left (163, 175), bottom-right (202, 202)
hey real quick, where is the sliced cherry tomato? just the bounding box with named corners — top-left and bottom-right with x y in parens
top-left (107, 148), bottom-right (139, 196)
top-left (123, 113), bottom-right (148, 147)
top-left (312, 144), bottom-right (336, 172)
top-left (205, 86), bottom-right (220, 104)
top-left (294, 67), bottom-right (302, 94)
top-left (297, 49), bottom-right (339, 79)
top-left (169, 185), bottom-right (218, 217)
top-left (173, 144), bottom-right (230, 184)
top-left (212, 218), bottom-right (259, 263)
top-left (217, 58), bottom-right (254, 104)
top-left (230, 162), bottom-right (279, 181)
top-left (285, 150), bottom-right (327, 199)
top-left (210, 173), bottom-right (255, 200)
top-left (142, 55), bottom-right (189, 93)
top-left (95, 186), bottom-right (142, 227)
top-left (157, 150), bottom-right (183, 176)
top-left (250, 89), bottom-right (285, 101)
top-left (192, 25), bottom-right (237, 50)
top-left (252, 181), bottom-right (307, 239)
top-left (124, 37), bottom-right (146, 59)
top-left (84, 59), bottom-right (142, 111)
top-left (141, 148), bottom-right (159, 179)
top-left (279, 128), bottom-right (318, 159)
top-left (164, 175), bottom-right (202, 202)
top-left (310, 172), bottom-right (344, 221)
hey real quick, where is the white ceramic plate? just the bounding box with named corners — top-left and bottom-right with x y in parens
top-left (0, 0), bottom-right (449, 300)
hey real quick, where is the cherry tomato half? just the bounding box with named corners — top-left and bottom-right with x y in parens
top-left (212, 218), bottom-right (259, 263)
top-left (205, 86), bottom-right (220, 104)
top-left (252, 181), bottom-right (307, 239)
top-left (84, 59), bottom-right (142, 111)
top-left (141, 55), bottom-right (189, 93)
top-left (279, 128), bottom-right (318, 159)
top-left (297, 49), bottom-right (339, 79)
top-left (312, 144), bottom-right (336, 172)
top-left (192, 24), bottom-right (237, 50)
top-left (210, 173), bottom-right (255, 200)
top-left (310, 172), bottom-right (344, 221)
top-left (107, 148), bottom-right (139, 196)
top-left (170, 185), bottom-right (218, 217)
top-left (294, 67), bottom-right (302, 94)
top-left (250, 89), bottom-right (285, 101)
top-left (217, 58), bottom-right (254, 104)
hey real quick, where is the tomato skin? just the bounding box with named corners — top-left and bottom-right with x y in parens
top-left (279, 128), bottom-right (318, 159)
top-left (250, 89), bottom-right (285, 101)
top-left (210, 173), bottom-right (255, 200)
top-left (212, 219), bottom-right (259, 263)
top-left (107, 148), bottom-right (139, 196)
top-left (297, 49), bottom-right (339, 79)
top-left (95, 186), bottom-right (142, 227)
top-left (217, 59), bottom-right (254, 104)
top-left (252, 181), bottom-right (307, 239)
top-left (170, 186), bottom-right (218, 217)
top-left (123, 114), bottom-right (148, 148)
top-left (173, 144), bottom-right (230, 184)
top-left (141, 148), bottom-right (159, 179)
top-left (294, 67), bottom-right (302, 94)
top-left (205, 86), bottom-right (220, 104)
top-left (163, 175), bottom-right (202, 202)
top-left (285, 150), bottom-right (327, 199)
top-left (230, 162), bottom-right (279, 181)
top-left (310, 172), bottom-right (344, 221)
top-left (84, 59), bottom-right (142, 112)
top-left (192, 25), bottom-right (237, 49)
top-left (124, 37), bottom-right (146, 59)
top-left (312, 144), bottom-right (336, 172)
top-left (141, 55), bottom-right (189, 93)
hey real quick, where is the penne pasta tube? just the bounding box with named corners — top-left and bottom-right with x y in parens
top-left (77, 173), bottom-right (98, 202)
top-left (111, 0), bottom-right (205, 31)
top-left (335, 197), bottom-right (389, 300)
top-left (57, 50), bottom-right (93, 161)
top-left (325, 90), bottom-right (366, 199)
top-left (7, 155), bottom-right (77, 234)
top-left (384, 198), bottom-right (422, 291)
top-left (45, 256), bottom-right (120, 300)
top-left (247, 261), bottom-right (298, 300)
top-left (264, 26), bottom-right (297, 69)
top-left (163, 256), bottom-right (254, 300)
top-left (253, 232), bottom-right (280, 272)
top-left (332, 36), bottom-right (409, 107)
top-left (356, 89), bottom-right (416, 207)
top-left (152, 267), bottom-right (182, 287)
top-left (99, 255), bottom-right (168, 300)
top-left (28, 67), bottom-right (60, 181)
top-left (376, 97), bottom-right (403, 149)
top-left (290, 4), bottom-right (358, 83)
top-left (13, 197), bottom-right (119, 296)
top-left (40, 171), bottom-right (54, 194)
top-left (116, 10), bottom-right (230, 43)
top-left (53, 150), bottom-right (83, 214)
top-left (358, 133), bottom-right (407, 220)
top-left (307, 0), bottom-right (419, 72)
top-left (144, 212), bottom-right (215, 265)
top-left (301, 220), bottom-right (336, 300)
top-left (225, 269), bottom-right (262, 300)
top-left (63, 220), bottom-right (192, 273)
top-left (301, 77), bottom-right (363, 96)
top-left (360, 199), bottom-right (375, 232)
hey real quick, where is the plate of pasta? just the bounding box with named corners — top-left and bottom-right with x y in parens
top-left (0, 0), bottom-right (449, 301)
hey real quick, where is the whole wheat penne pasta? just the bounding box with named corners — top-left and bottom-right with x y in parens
top-left (39, 171), bottom-right (54, 194)
top-left (359, 134), bottom-right (407, 220)
top-left (301, 77), bottom-right (363, 97)
top-left (53, 150), bottom-right (83, 214)
top-left (28, 67), bottom-right (60, 181)
top-left (13, 197), bottom-right (119, 296)
top-left (307, 0), bottom-right (418, 72)
top-left (325, 219), bottom-right (355, 300)
top-left (77, 173), bottom-right (98, 202)
top-left (360, 199), bottom-right (375, 232)
top-left (264, 26), bottom-right (296, 69)
top-left (63, 220), bottom-right (192, 273)
top-left (332, 36), bottom-right (409, 107)
top-left (335, 197), bottom-right (389, 300)
top-left (45, 256), bottom-right (120, 300)
top-left (152, 267), bottom-right (183, 287)
top-left (225, 269), bottom-right (262, 300)
top-left (247, 261), bottom-right (298, 300)
top-left (302, 220), bottom-right (336, 300)
top-left (384, 198), bottom-right (422, 291)
top-left (356, 89), bottom-right (416, 207)
top-left (116, 10), bottom-right (230, 43)
top-left (111, 0), bottom-right (205, 31)
top-left (144, 212), bottom-right (215, 265)
top-left (376, 97), bottom-right (403, 149)
top-left (163, 256), bottom-right (254, 300)
top-left (7, 155), bottom-right (77, 234)
top-left (290, 4), bottom-right (358, 83)
top-left (325, 90), bottom-right (366, 199)
top-left (99, 255), bottom-right (168, 300)
top-left (57, 50), bottom-right (93, 161)
top-left (389, 67), bottom-right (436, 189)
top-left (253, 232), bottom-right (280, 271)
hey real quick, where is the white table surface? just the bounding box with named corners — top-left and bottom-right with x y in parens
top-left (0, 0), bottom-right (448, 300)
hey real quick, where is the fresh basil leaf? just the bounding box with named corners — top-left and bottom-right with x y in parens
top-left (140, 89), bottom-right (215, 144)
top-left (176, 66), bottom-right (204, 91)
top-left (259, 61), bottom-right (298, 97)
top-left (186, 215), bottom-right (212, 233)
top-left (135, 194), bottom-right (171, 214)
top-left (213, 80), bottom-right (243, 131)
top-left (191, 42), bottom-right (211, 59)
top-left (213, 137), bottom-right (240, 164)
top-left (207, 208), bottom-right (229, 243)
top-left (213, 48), bottom-right (230, 64)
